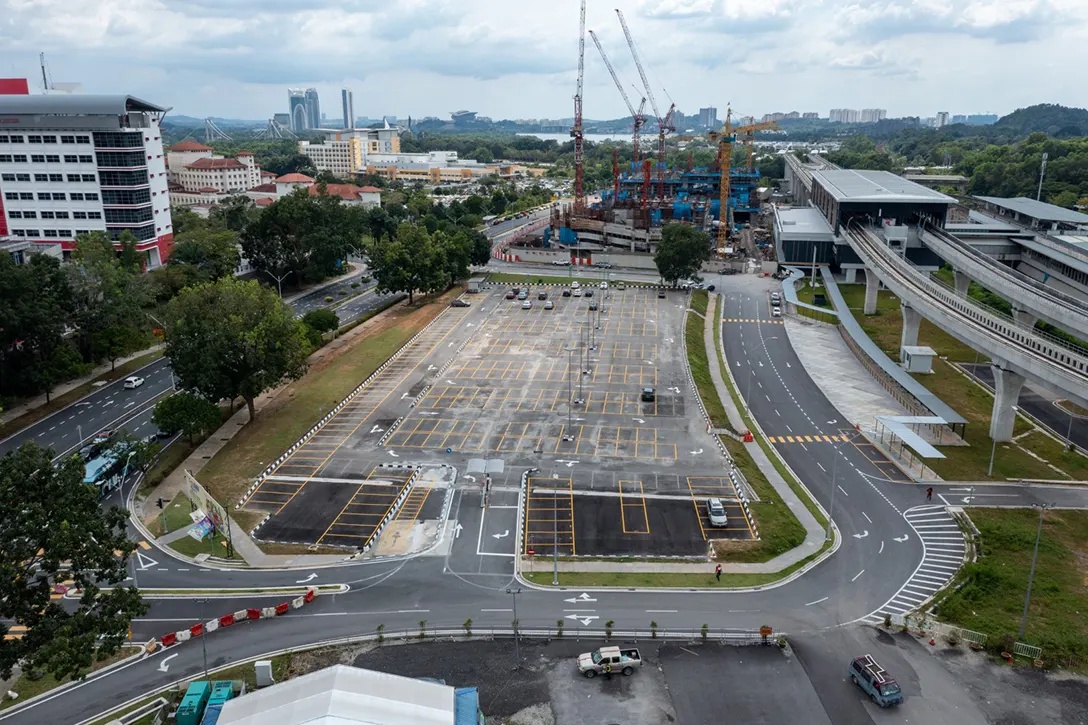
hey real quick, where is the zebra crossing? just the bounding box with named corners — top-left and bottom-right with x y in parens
top-left (862, 505), bottom-right (966, 624)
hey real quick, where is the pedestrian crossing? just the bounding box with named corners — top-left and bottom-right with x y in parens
top-left (767, 434), bottom-right (849, 444)
top-left (862, 505), bottom-right (966, 624)
top-left (722, 318), bottom-right (784, 325)
top-left (4, 625), bottom-right (26, 641)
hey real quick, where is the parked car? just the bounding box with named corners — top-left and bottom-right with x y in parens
top-left (707, 498), bottom-right (728, 527)
top-left (517, 291), bottom-right (528, 301)
top-left (573, 289), bottom-right (583, 297)
top-left (657, 290), bottom-right (666, 299)
top-left (616, 282), bottom-right (626, 290)
top-left (599, 281), bottom-right (608, 290)
top-left (571, 281), bottom-right (581, 289)
top-left (584, 289), bottom-right (594, 298)
top-left (505, 290), bottom-right (516, 300)
top-left (578, 646), bottom-right (642, 677)
top-left (544, 300), bottom-right (554, 310)
top-left (588, 301), bottom-right (599, 311)
top-left (849, 655), bottom-right (903, 707)
top-left (640, 387), bottom-right (655, 402)
top-left (771, 306), bottom-right (782, 317)
top-left (538, 291), bottom-right (548, 300)
top-left (450, 299), bottom-right (470, 308)
top-left (123, 376), bottom-right (145, 389)
top-left (771, 291), bottom-right (781, 304)
top-left (521, 300), bottom-right (532, 310)
top-left (562, 288), bottom-right (572, 297)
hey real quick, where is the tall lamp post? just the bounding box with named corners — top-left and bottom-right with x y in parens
top-left (506, 587), bottom-right (522, 670)
top-left (1019, 503), bottom-right (1050, 640)
top-left (826, 430), bottom-right (860, 541)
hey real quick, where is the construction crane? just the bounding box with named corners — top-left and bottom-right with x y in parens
top-left (709, 110), bottom-right (778, 250)
top-left (616, 9), bottom-right (674, 198)
top-left (737, 119), bottom-right (779, 170)
top-left (589, 30), bottom-right (647, 166)
top-left (571, 0), bottom-right (586, 213)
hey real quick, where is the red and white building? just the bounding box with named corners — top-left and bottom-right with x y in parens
top-left (167, 140), bottom-right (264, 207)
top-left (250, 173), bottom-right (381, 208)
top-left (0, 92), bottom-right (174, 268)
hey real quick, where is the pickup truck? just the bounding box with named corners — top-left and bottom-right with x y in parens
top-left (577, 646), bottom-right (642, 677)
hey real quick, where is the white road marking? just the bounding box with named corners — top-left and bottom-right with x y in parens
top-left (852, 569), bottom-right (865, 582)
top-left (863, 512), bottom-right (872, 524)
top-left (646, 609), bottom-right (678, 613)
top-left (817, 462), bottom-right (826, 472)
top-left (879, 540), bottom-right (885, 554)
top-left (837, 485), bottom-right (849, 496)
top-left (805, 597), bottom-right (829, 606)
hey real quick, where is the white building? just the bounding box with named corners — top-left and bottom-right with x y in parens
top-left (167, 141), bottom-right (263, 207)
top-left (0, 94), bottom-right (173, 268)
top-left (936, 111), bottom-right (950, 128)
top-left (297, 138), bottom-right (364, 176)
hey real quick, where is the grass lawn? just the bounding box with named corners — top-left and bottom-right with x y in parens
top-left (938, 508), bottom-right (1088, 661)
top-left (168, 528), bottom-right (242, 560)
top-left (0, 645), bottom-right (139, 711)
top-left (486, 272), bottom-right (644, 287)
top-left (0, 349), bottom-right (164, 440)
top-left (689, 290), bottom-right (708, 316)
top-left (684, 291), bottom-right (807, 563)
top-left (198, 292), bottom-right (458, 534)
top-left (139, 438), bottom-right (197, 497)
top-left (834, 284), bottom-right (1088, 481)
top-left (146, 493), bottom-right (195, 537)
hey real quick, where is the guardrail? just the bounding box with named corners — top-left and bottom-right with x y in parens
top-left (847, 225), bottom-right (1088, 394)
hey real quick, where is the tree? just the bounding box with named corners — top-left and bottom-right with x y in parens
top-left (165, 278), bottom-right (310, 421)
top-left (470, 146), bottom-right (494, 163)
top-left (470, 231), bottom-right (493, 266)
top-left (0, 442), bottom-right (146, 680)
top-left (367, 223), bottom-right (448, 305)
top-left (209, 195), bottom-right (258, 233)
top-left (152, 392), bottom-right (223, 443)
top-left (654, 223), bottom-right (711, 285)
top-left (69, 232), bottom-right (152, 369)
top-left (301, 309), bottom-right (340, 348)
top-left (169, 228), bottom-right (241, 285)
top-left (1051, 190), bottom-right (1079, 209)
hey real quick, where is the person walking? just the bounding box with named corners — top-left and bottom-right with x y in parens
top-left (926, 487), bottom-right (933, 502)
top-left (715, 563), bottom-right (722, 582)
top-left (604, 661), bottom-right (612, 680)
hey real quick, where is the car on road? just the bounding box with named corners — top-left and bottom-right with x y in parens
top-left (771, 291), bottom-right (781, 304)
top-left (588, 301), bottom-right (598, 311)
top-left (706, 498), bottom-right (728, 527)
top-left (92, 430), bottom-right (113, 445)
top-left (450, 299), bottom-right (470, 307)
top-left (544, 300), bottom-right (554, 310)
top-left (521, 300), bottom-right (532, 309)
top-left (562, 288), bottom-right (572, 297)
top-left (594, 262), bottom-right (613, 269)
top-left (640, 387), bottom-right (655, 402)
top-left (538, 291), bottom-right (548, 300)
top-left (771, 306), bottom-right (782, 317)
top-left (578, 646), bottom-right (642, 677)
top-left (552, 259), bottom-right (568, 266)
top-left (657, 290), bottom-right (666, 299)
top-left (849, 655), bottom-right (903, 707)
top-left (123, 376), bottom-right (145, 389)
top-left (505, 290), bottom-right (516, 300)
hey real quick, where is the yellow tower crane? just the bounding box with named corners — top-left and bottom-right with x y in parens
top-left (709, 110), bottom-right (778, 251)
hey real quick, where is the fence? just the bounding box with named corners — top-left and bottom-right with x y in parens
top-left (886, 613), bottom-right (1050, 663)
top-left (328, 624), bottom-right (776, 647)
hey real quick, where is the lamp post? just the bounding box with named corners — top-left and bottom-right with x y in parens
top-left (265, 269), bottom-right (291, 298)
top-left (1066, 404), bottom-right (1076, 453)
top-left (565, 347), bottom-right (575, 439)
top-left (506, 587), bottom-right (522, 670)
top-left (1019, 503), bottom-right (1050, 639)
top-left (826, 430), bottom-right (859, 541)
top-left (988, 407), bottom-right (1017, 477)
top-left (198, 598), bottom-right (209, 679)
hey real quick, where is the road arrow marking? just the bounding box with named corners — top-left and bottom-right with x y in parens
top-left (852, 530), bottom-right (869, 539)
top-left (555, 460), bottom-right (579, 467)
top-left (388, 451), bottom-right (400, 458)
top-left (879, 540), bottom-right (885, 554)
top-left (400, 393), bottom-right (409, 399)
top-left (642, 360), bottom-right (654, 365)
top-left (136, 552), bottom-right (159, 571)
top-left (369, 425), bottom-right (383, 434)
top-left (786, 362), bottom-right (791, 368)
top-left (492, 530), bottom-right (509, 540)
top-left (669, 386), bottom-right (681, 394)
top-left (158, 654), bottom-right (178, 672)
top-left (564, 592), bottom-right (597, 603)
top-left (632, 418), bottom-right (646, 424)
top-left (446, 380), bottom-right (455, 385)
top-left (950, 486), bottom-right (974, 492)
top-left (893, 534), bottom-right (909, 543)
top-left (565, 614), bottom-right (599, 626)
top-left (690, 449), bottom-right (704, 455)
top-left (962, 496), bottom-right (973, 504)
top-left (427, 365), bottom-right (438, 372)
top-left (463, 474), bottom-right (476, 482)
top-left (455, 523), bottom-right (463, 538)
top-left (758, 361), bottom-right (764, 366)
top-left (295, 573), bottom-right (317, 583)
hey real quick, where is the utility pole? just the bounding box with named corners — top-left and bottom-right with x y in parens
top-left (506, 588), bottom-right (522, 670)
top-left (1036, 152), bottom-right (1048, 201)
top-left (198, 598), bottom-right (209, 678)
top-left (1019, 504), bottom-right (1050, 640)
top-left (565, 347), bottom-right (575, 440)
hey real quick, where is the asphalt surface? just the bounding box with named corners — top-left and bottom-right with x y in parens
top-left (9, 246), bottom-right (1088, 725)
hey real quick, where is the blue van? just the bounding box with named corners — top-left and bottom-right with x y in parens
top-left (849, 654), bottom-right (903, 707)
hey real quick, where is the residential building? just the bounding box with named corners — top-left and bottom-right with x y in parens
top-left (698, 107), bottom-right (718, 129)
top-left (952, 114), bottom-right (968, 124)
top-left (341, 89), bottom-right (355, 129)
top-left (936, 111), bottom-right (949, 128)
top-left (802, 112), bottom-right (820, 119)
top-left (967, 114), bottom-right (998, 125)
top-left (0, 92), bottom-right (174, 268)
top-left (257, 173), bottom-right (380, 208)
top-left (829, 108), bottom-right (861, 123)
top-left (860, 108), bottom-right (887, 123)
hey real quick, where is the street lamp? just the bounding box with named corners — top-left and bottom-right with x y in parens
top-left (265, 269), bottom-right (291, 298)
top-left (198, 598), bottom-right (209, 678)
top-left (1019, 503), bottom-right (1051, 639)
top-left (506, 587), bottom-right (522, 670)
top-left (565, 348), bottom-right (576, 440)
top-left (827, 430), bottom-right (861, 541)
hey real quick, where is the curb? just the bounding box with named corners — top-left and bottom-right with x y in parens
top-left (0, 644), bottom-right (145, 717)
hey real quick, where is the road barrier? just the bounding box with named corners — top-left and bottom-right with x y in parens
top-left (149, 588), bottom-right (316, 653)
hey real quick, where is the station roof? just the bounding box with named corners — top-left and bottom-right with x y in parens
top-left (812, 170), bottom-right (955, 204)
top-left (774, 206), bottom-right (836, 242)
top-left (0, 94), bottom-right (167, 116)
top-left (975, 196), bottom-right (1088, 225)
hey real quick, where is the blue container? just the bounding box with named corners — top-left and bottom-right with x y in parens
top-left (177, 682), bottom-right (212, 725)
top-left (207, 681), bottom-right (234, 706)
top-left (200, 702), bottom-right (224, 725)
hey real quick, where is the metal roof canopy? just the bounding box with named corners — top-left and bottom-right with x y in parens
top-left (0, 94), bottom-right (167, 116)
top-left (812, 169), bottom-right (955, 204)
top-left (976, 196), bottom-right (1088, 226)
top-left (876, 416), bottom-right (946, 459)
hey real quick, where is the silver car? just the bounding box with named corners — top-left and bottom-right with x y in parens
top-left (707, 498), bottom-right (728, 527)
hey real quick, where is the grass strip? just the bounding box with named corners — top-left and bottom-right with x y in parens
top-left (168, 529), bottom-right (242, 560)
top-left (0, 349), bottom-right (164, 440)
top-left (937, 508), bottom-right (1088, 663)
top-left (146, 493), bottom-right (194, 538)
top-left (486, 272), bottom-right (644, 287)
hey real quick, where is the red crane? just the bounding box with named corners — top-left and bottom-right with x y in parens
top-left (571, 0), bottom-right (586, 213)
top-left (616, 9), bottom-right (673, 199)
top-left (589, 29), bottom-right (646, 168)
top-left (612, 146), bottom-right (619, 200)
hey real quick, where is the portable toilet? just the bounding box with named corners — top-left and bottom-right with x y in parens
top-left (177, 681), bottom-right (212, 725)
top-left (207, 681), bottom-right (234, 707)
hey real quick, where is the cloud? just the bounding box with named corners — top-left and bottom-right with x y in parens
top-left (639, 0), bottom-right (800, 34)
top-left (828, 48), bottom-right (919, 77)
top-left (835, 0), bottom-right (1071, 44)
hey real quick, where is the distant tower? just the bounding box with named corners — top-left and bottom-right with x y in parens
top-left (305, 88), bottom-right (321, 130)
top-left (288, 89), bottom-right (309, 132)
top-left (342, 88), bottom-right (355, 129)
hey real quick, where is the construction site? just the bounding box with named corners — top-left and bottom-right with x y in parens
top-left (540, 5), bottom-right (777, 260)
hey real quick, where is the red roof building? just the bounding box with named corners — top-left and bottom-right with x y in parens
top-left (169, 139), bottom-right (213, 152)
top-left (255, 197), bottom-right (275, 206)
top-left (275, 173), bottom-right (315, 184)
top-left (185, 157), bottom-right (247, 170)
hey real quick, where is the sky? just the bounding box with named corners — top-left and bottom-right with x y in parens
top-left (1, 0), bottom-right (1085, 123)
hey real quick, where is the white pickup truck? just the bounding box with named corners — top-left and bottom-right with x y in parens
top-left (577, 646), bottom-right (643, 677)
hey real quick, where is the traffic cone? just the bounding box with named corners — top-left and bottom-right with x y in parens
top-left (929, 638), bottom-right (935, 646)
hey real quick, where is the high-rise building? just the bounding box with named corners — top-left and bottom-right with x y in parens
top-left (936, 111), bottom-right (949, 128)
top-left (288, 89), bottom-right (309, 132)
top-left (860, 108), bottom-right (887, 123)
top-left (830, 108), bottom-right (863, 123)
top-left (952, 114), bottom-right (968, 124)
top-left (966, 114), bottom-right (998, 126)
top-left (342, 89), bottom-right (355, 129)
top-left (802, 112), bottom-right (820, 119)
top-left (0, 93), bottom-right (175, 268)
top-left (305, 89), bottom-right (321, 131)
top-left (698, 107), bottom-right (718, 129)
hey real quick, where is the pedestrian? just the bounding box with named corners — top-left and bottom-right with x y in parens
top-left (926, 487), bottom-right (933, 502)
top-left (604, 661), bottom-right (612, 680)
top-left (715, 563), bottom-right (722, 582)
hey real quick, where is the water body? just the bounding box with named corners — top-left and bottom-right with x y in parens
top-left (517, 132), bottom-right (627, 144)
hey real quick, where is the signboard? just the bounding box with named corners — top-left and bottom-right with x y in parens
top-left (188, 517), bottom-right (213, 542)
top-left (185, 470), bottom-right (227, 530)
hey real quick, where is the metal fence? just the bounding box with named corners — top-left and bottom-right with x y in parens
top-left (1012, 641), bottom-right (1043, 660)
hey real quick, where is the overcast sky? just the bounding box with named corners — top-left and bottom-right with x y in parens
top-left (1, 0), bottom-right (1084, 123)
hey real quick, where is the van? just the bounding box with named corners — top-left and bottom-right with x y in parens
top-left (849, 655), bottom-right (902, 707)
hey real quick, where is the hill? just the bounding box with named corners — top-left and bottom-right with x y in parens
top-left (992, 104), bottom-right (1088, 138)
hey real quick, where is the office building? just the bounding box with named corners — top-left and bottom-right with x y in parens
top-left (288, 89), bottom-right (309, 131)
top-left (0, 92), bottom-right (174, 268)
top-left (306, 89), bottom-right (321, 132)
top-left (273, 113), bottom-right (291, 128)
top-left (698, 107), bottom-right (718, 129)
top-left (936, 111), bottom-right (949, 128)
top-left (341, 89), bottom-right (355, 129)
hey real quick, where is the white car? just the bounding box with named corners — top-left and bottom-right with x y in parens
top-left (599, 281), bottom-right (608, 290)
top-left (521, 300), bottom-right (532, 310)
top-left (771, 306), bottom-right (782, 317)
top-left (123, 376), bottom-right (145, 389)
top-left (552, 260), bottom-right (568, 266)
top-left (707, 498), bottom-right (728, 527)
top-left (573, 288), bottom-right (583, 297)
top-left (571, 281), bottom-right (581, 289)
